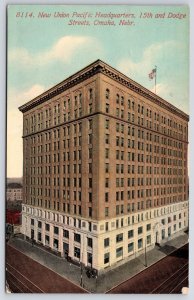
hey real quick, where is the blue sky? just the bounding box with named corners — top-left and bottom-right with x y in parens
top-left (7, 5), bottom-right (189, 177)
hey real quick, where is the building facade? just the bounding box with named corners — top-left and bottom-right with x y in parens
top-left (7, 183), bottom-right (23, 201)
top-left (19, 60), bottom-right (189, 272)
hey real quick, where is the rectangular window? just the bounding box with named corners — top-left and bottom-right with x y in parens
top-left (138, 226), bottom-right (143, 235)
top-left (74, 233), bottom-right (81, 243)
top-left (128, 242), bottom-right (134, 253)
top-left (116, 233), bottom-right (123, 243)
top-left (161, 229), bottom-right (165, 239)
top-left (128, 230), bottom-right (134, 238)
top-left (87, 237), bottom-right (93, 248)
top-left (89, 192), bottom-right (92, 202)
top-left (104, 238), bottom-right (110, 248)
top-left (105, 192), bottom-right (109, 202)
top-left (45, 223), bottom-right (50, 231)
top-left (147, 235), bottom-right (151, 244)
top-left (63, 230), bottom-right (69, 239)
top-left (105, 207), bottom-right (109, 217)
top-left (74, 247), bottom-right (80, 258)
top-left (105, 134), bottom-right (109, 144)
top-left (104, 252), bottom-right (110, 264)
top-left (89, 178), bottom-right (92, 188)
top-left (146, 224), bottom-right (151, 231)
top-left (105, 119), bottom-right (109, 129)
top-left (53, 239), bottom-right (58, 249)
top-left (116, 247), bottom-right (123, 258)
top-left (138, 238), bottom-right (143, 249)
top-left (54, 226), bottom-right (59, 235)
top-left (89, 207), bottom-right (92, 217)
top-left (105, 148), bottom-right (109, 159)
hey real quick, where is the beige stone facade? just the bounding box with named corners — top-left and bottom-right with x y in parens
top-left (19, 60), bottom-right (189, 272)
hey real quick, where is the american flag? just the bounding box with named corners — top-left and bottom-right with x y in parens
top-left (148, 68), bottom-right (156, 80)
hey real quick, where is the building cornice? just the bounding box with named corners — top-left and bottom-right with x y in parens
top-left (19, 59), bottom-right (189, 122)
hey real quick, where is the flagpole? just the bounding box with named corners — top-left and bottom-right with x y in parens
top-left (155, 65), bottom-right (157, 94)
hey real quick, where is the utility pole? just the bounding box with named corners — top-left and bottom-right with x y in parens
top-left (80, 261), bottom-right (83, 287)
top-left (145, 240), bottom-right (148, 267)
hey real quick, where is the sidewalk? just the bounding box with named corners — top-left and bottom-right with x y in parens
top-left (7, 233), bottom-right (188, 293)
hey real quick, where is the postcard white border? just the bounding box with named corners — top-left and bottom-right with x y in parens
top-left (1, 0), bottom-right (193, 299)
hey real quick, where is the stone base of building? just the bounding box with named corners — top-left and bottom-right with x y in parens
top-left (21, 201), bottom-right (189, 272)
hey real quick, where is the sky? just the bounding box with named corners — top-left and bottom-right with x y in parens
top-left (7, 5), bottom-right (189, 177)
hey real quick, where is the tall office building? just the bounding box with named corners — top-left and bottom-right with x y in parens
top-left (19, 60), bottom-right (189, 272)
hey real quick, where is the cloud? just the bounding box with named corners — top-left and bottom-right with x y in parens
top-left (9, 35), bottom-right (101, 67)
top-left (117, 40), bottom-right (180, 77)
top-left (117, 41), bottom-right (188, 114)
top-left (8, 84), bottom-right (46, 109)
top-left (7, 84), bottom-right (46, 177)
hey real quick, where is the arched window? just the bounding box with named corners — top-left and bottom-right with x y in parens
top-left (105, 88), bottom-right (110, 100)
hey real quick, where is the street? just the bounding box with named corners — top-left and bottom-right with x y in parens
top-left (107, 244), bottom-right (188, 294)
top-left (6, 244), bottom-right (88, 293)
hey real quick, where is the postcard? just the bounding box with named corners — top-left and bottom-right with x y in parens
top-left (6, 4), bottom-right (189, 294)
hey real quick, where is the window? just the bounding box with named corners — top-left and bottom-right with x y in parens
top-left (54, 226), bottom-right (59, 235)
top-left (38, 221), bottom-right (42, 228)
top-left (128, 230), bottom-right (134, 238)
top-left (45, 235), bottom-right (50, 246)
top-left (31, 219), bottom-right (34, 226)
top-left (138, 238), bottom-right (143, 249)
top-left (63, 230), bottom-right (69, 239)
top-left (105, 178), bottom-right (109, 188)
top-left (87, 237), bottom-right (93, 248)
top-left (74, 247), bottom-right (80, 258)
top-left (105, 192), bottom-right (109, 202)
top-left (45, 223), bottom-right (50, 231)
top-left (116, 94), bottom-right (119, 104)
top-left (89, 207), bottom-right (92, 217)
top-left (105, 88), bottom-right (110, 99)
top-left (116, 247), bottom-right (123, 258)
top-left (116, 233), bottom-right (123, 243)
top-left (104, 252), bottom-right (110, 264)
top-left (147, 235), bottom-right (151, 244)
top-left (168, 227), bottom-right (171, 237)
top-left (74, 233), bottom-right (81, 243)
top-left (87, 252), bottom-right (93, 265)
top-left (105, 207), bottom-right (109, 217)
top-left (104, 238), bottom-right (110, 248)
top-left (89, 192), bottom-right (92, 202)
top-left (38, 232), bottom-right (41, 241)
top-left (105, 222), bottom-right (109, 231)
top-left (161, 229), bottom-right (165, 240)
top-left (146, 224), bottom-right (151, 231)
top-left (105, 134), bottom-right (109, 144)
top-left (89, 88), bottom-right (93, 100)
top-left (105, 163), bottom-right (109, 173)
top-left (89, 178), bottom-right (92, 188)
top-left (105, 148), bottom-right (109, 159)
top-left (53, 239), bottom-right (59, 249)
top-left (128, 242), bottom-right (134, 253)
top-left (138, 226), bottom-right (143, 234)
top-left (121, 96), bottom-right (124, 105)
